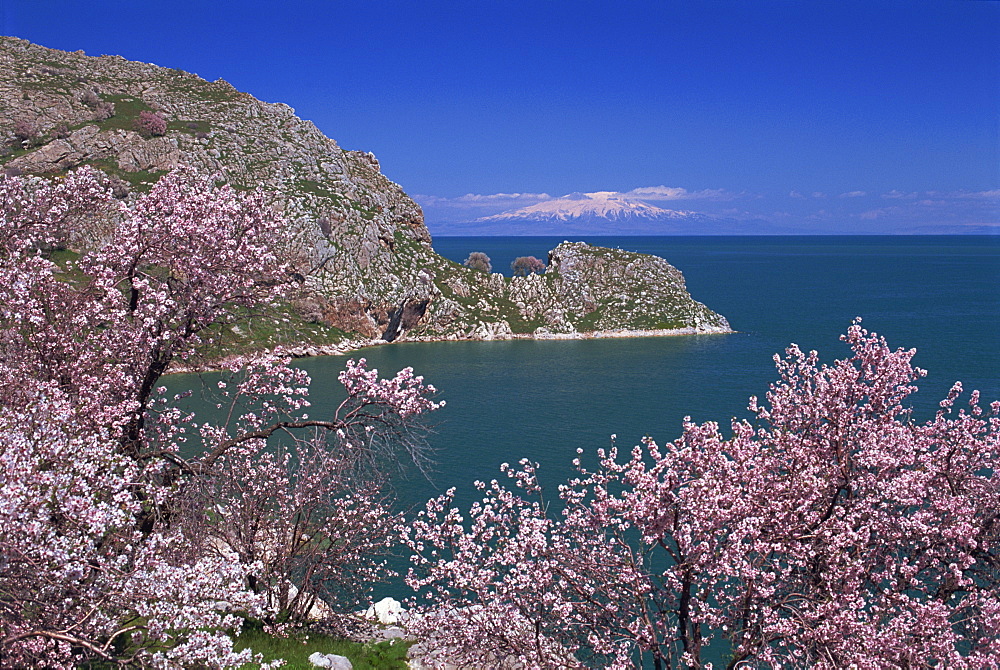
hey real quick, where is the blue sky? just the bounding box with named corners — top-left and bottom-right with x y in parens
top-left (2, 0), bottom-right (997, 232)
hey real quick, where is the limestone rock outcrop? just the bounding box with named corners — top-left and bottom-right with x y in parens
top-left (0, 37), bottom-right (730, 345)
top-left (409, 242), bottom-right (730, 339)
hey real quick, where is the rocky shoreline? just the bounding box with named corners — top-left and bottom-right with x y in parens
top-left (167, 324), bottom-right (733, 375)
top-left (0, 37), bottom-right (734, 379)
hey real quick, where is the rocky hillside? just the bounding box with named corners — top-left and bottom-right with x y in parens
top-left (0, 36), bottom-right (730, 346)
top-left (408, 242), bottom-right (729, 340)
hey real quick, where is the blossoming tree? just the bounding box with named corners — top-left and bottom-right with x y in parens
top-left (0, 168), bottom-right (442, 668)
top-left (404, 322), bottom-right (1000, 669)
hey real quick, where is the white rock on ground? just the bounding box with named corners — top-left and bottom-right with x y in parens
top-left (308, 651), bottom-right (353, 669)
top-left (362, 596), bottom-right (405, 624)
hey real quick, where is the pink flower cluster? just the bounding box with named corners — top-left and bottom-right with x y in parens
top-left (134, 110), bottom-right (167, 137)
top-left (0, 168), bottom-right (442, 667)
top-left (339, 358), bottom-right (444, 419)
top-left (404, 322), bottom-right (1000, 668)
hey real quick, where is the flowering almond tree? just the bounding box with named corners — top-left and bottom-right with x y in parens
top-left (134, 110), bottom-right (167, 137)
top-left (0, 168), bottom-right (442, 668)
top-left (404, 322), bottom-right (1000, 669)
top-left (177, 356), bottom-right (441, 624)
top-left (511, 255), bottom-right (546, 276)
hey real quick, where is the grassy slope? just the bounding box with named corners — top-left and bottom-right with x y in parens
top-left (233, 629), bottom-right (410, 670)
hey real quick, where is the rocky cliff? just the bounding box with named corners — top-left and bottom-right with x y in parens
top-left (0, 36), bottom-right (730, 347)
top-left (408, 242), bottom-right (729, 341)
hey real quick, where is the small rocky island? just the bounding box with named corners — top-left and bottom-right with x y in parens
top-left (0, 36), bottom-right (730, 353)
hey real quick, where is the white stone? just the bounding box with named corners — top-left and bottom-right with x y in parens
top-left (364, 596), bottom-right (405, 624)
top-left (308, 652), bottom-right (352, 669)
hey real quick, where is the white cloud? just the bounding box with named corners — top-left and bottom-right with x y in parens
top-left (416, 185), bottom-right (734, 210)
top-left (452, 192), bottom-right (551, 203)
top-left (852, 189), bottom-right (998, 228)
top-left (879, 188), bottom-right (999, 203)
top-left (859, 207), bottom-right (902, 220)
top-left (626, 185), bottom-right (732, 201)
top-left (418, 184), bottom-right (997, 230)
top-left (952, 188), bottom-right (1000, 200)
top-left (627, 186), bottom-right (689, 200)
top-left (413, 192), bottom-right (551, 209)
top-left (626, 185), bottom-right (689, 200)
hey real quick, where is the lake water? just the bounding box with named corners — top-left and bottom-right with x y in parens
top-left (174, 235), bottom-right (999, 507)
top-left (307, 235), bottom-right (998, 504)
top-left (168, 235), bottom-right (999, 651)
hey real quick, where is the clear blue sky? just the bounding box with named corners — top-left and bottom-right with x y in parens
top-left (2, 0), bottom-right (997, 231)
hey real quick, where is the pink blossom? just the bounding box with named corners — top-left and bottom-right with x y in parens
top-left (0, 168), bottom-right (442, 667)
top-left (404, 322), bottom-right (1000, 668)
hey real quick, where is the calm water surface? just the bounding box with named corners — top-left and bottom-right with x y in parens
top-left (397, 236), bottom-right (1000, 500)
top-left (173, 235), bottom-right (999, 507)
top-left (168, 235), bottom-right (999, 648)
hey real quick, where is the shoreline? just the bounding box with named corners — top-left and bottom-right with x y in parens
top-left (166, 325), bottom-right (733, 375)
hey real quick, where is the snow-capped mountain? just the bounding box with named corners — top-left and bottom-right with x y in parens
top-left (477, 191), bottom-right (707, 223)
top-left (444, 190), bottom-right (739, 234)
top-left (424, 189), bottom-right (771, 235)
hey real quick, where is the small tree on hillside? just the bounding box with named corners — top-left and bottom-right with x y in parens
top-left (94, 100), bottom-right (116, 120)
top-left (511, 255), bottom-right (545, 276)
top-left (463, 251), bottom-right (492, 273)
top-left (134, 110), bottom-right (167, 137)
top-left (12, 118), bottom-right (39, 144)
top-left (79, 88), bottom-right (101, 108)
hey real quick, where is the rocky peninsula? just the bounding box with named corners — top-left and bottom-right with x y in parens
top-left (0, 36), bottom-right (731, 355)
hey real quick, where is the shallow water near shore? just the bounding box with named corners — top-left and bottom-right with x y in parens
top-left (167, 235), bottom-right (999, 665)
top-left (360, 235), bottom-right (999, 503)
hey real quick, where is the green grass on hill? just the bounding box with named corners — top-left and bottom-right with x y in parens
top-left (197, 301), bottom-right (353, 358)
top-left (92, 94), bottom-right (154, 133)
top-left (233, 628), bottom-right (410, 669)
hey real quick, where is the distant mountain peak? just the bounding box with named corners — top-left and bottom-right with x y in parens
top-left (477, 190), bottom-right (706, 223)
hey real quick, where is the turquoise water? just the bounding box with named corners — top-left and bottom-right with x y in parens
top-left (167, 235), bottom-right (999, 658)
top-left (174, 235), bottom-right (1000, 507)
top-left (364, 236), bottom-right (999, 505)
